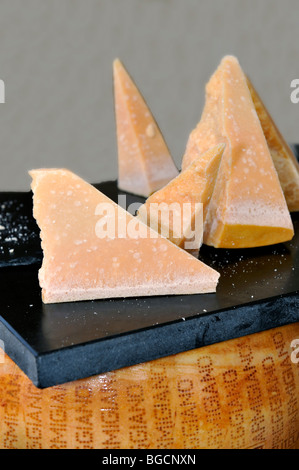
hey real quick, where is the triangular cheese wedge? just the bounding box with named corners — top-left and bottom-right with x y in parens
top-left (30, 169), bottom-right (219, 303)
top-left (113, 58), bottom-right (179, 198)
top-left (181, 55), bottom-right (294, 249)
top-left (246, 77), bottom-right (299, 212)
top-left (137, 143), bottom-right (225, 257)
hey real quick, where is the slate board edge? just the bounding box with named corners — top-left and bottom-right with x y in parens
top-left (3, 291), bottom-right (297, 388)
top-left (0, 318), bottom-right (39, 385)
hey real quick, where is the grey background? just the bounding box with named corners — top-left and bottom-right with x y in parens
top-left (0, 0), bottom-right (298, 191)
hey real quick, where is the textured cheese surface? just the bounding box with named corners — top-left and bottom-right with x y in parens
top-left (181, 56), bottom-right (294, 249)
top-left (113, 59), bottom-right (179, 197)
top-left (137, 144), bottom-right (225, 255)
top-left (0, 322), bottom-right (298, 449)
top-left (247, 77), bottom-right (299, 212)
top-left (30, 168), bottom-right (219, 303)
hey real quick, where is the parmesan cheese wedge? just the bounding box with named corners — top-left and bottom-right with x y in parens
top-left (113, 58), bottom-right (179, 198)
top-left (246, 77), bottom-right (299, 212)
top-left (182, 55), bottom-right (294, 249)
top-left (30, 169), bottom-right (219, 303)
top-left (137, 143), bottom-right (225, 256)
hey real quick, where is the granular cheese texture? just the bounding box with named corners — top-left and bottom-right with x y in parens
top-left (137, 143), bottom-right (225, 256)
top-left (113, 59), bottom-right (179, 197)
top-left (181, 55), bottom-right (294, 249)
top-left (246, 77), bottom-right (299, 212)
top-left (29, 168), bottom-right (219, 303)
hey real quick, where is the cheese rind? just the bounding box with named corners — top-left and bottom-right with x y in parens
top-left (137, 144), bottom-right (225, 256)
top-left (246, 77), bottom-right (299, 212)
top-left (1, 322), bottom-right (299, 449)
top-left (182, 55), bottom-right (294, 249)
top-left (113, 59), bottom-right (179, 197)
top-left (30, 169), bottom-right (219, 303)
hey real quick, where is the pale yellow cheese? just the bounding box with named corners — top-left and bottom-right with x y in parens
top-left (113, 59), bottom-right (179, 197)
top-left (182, 56), bottom-right (294, 249)
top-left (0, 322), bottom-right (298, 449)
top-left (137, 144), bottom-right (225, 256)
top-left (247, 77), bottom-right (299, 212)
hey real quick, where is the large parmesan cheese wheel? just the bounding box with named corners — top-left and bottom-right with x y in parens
top-left (0, 322), bottom-right (298, 449)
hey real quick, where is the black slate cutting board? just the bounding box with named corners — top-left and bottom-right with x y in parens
top-left (0, 147), bottom-right (299, 388)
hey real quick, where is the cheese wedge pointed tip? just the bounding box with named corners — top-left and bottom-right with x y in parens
top-left (182, 55), bottom-right (294, 249)
top-left (113, 59), bottom-right (179, 198)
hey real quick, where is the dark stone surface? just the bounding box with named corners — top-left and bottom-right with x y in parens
top-left (0, 147), bottom-right (299, 388)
